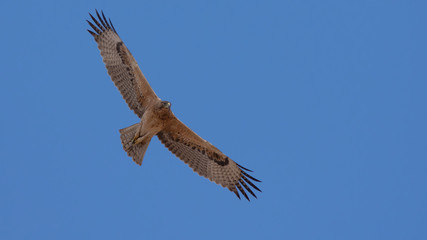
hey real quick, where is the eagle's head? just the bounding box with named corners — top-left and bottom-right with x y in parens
top-left (156, 101), bottom-right (172, 120)
top-left (153, 101), bottom-right (173, 120)
top-left (160, 101), bottom-right (172, 110)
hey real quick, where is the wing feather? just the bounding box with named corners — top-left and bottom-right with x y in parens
top-left (87, 10), bottom-right (158, 118)
top-left (157, 118), bottom-right (261, 201)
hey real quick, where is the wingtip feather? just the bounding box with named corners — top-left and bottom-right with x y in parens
top-left (89, 13), bottom-right (104, 31)
top-left (87, 29), bottom-right (97, 37)
top-left (236, 163), bottom-right (253, 172)
top-left (109, 18), bottom-right (117, 32)
top-left (95, 9), bottom-right (107, 29)
top-left (101, 10), bottom-right (111, 29)
top-left (236, 182), bottom-right (250, 201)
top-left (233, 188), bottom-right (241, 200)
top-left (242, 175), bottom-right (262, 193)
top-left (241, 170), bottom-right (261, 183)
top-left (87, 10), bottom-right (118, 35)
top-left (239, 179), bottom-right (257, 199)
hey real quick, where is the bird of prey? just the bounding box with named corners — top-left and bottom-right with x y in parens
top-left (87, 10), bottom-right (261, 200)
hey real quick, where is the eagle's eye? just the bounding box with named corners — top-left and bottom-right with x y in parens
top-left (162, 101), bottom-right (171, 109)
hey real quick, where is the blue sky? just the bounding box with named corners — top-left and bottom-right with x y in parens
top-left (1, 0), bottom-right (426, 239)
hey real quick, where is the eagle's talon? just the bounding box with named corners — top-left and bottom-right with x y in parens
top-left (132, 135), bottom-right (139, 144)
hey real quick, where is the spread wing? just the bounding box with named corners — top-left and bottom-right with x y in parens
top-left (87, 10), bottom-right (159, 118)
top-left (157, 118), bottom-right (261, 201)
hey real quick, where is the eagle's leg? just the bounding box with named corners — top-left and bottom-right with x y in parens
top-left (133, 131), bottom-right (147, 144)
top-left (132, 123), bottom-right (149, 145)
top-left (133, 134), bottom-right (147, 145)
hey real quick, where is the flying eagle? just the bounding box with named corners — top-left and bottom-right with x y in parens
top-left (87, 10), bottom-right (261, 200)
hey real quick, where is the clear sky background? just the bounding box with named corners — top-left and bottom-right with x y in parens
top-left (1, 0), bottom-right (426, 239)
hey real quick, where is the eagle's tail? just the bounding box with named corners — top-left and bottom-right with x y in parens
top-left (119, 123), bottom-right (151, 165)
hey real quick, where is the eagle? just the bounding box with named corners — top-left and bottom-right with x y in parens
top-left (87, 10), bottom-right (261, 200)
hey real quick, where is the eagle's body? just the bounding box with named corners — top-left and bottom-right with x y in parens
top-left (87, 10), bottom-right (261, 200)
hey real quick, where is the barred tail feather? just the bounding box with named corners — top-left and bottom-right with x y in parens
top-left (119, 123), bottom-right (151, 165)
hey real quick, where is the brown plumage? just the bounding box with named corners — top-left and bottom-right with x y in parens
top-left (87, 10), bottom-right (261, 200)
